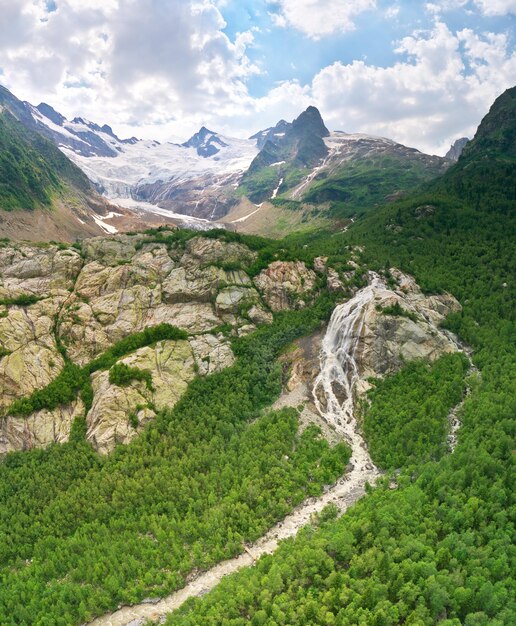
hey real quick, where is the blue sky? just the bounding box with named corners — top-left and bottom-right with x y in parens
top-left (0, 0), bottom-right (514, 153)
top-left (220, 0), bottom-right (515, 98)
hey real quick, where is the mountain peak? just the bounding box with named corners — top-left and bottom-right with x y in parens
top-left (36, 102), bottom-right (66, 126)
top-left (182, 126), bottom-right (227, 157)
top-left (292, 106), bottom-right (330, 138)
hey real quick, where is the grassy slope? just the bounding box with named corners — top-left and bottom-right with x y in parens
top-left (303, 152), bottom-right (447, 219)
top-left (0, 109), bottom-right (92, 211)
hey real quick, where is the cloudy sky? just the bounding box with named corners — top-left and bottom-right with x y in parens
top-left (0, 0), bottom-right (514, 154)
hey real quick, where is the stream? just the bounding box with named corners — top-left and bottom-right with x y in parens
top-left (86, 278), bottom-right (396, 626)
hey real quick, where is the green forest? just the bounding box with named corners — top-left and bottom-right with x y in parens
top-left (0, 87), bottom-right (514, 626)
top-left (0, 297), bottom-right (351, 624)
top-left (163, 89), bottom-right (516, 626)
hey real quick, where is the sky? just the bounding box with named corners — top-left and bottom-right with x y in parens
top-left (0, 1), bottom-right (514, 155)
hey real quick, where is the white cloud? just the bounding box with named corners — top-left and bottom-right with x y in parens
top-left (206, 20), bottom-right (514, 154)
top-left (0, 0), bottom-right (258, 140)
top-left (426, 0), bottom-right (516, 16)
top-left (0, 1), bottom-right (513, 155)
top-left (267, 0), bottom-right (376, 39)
top-left (303, 21), bottom-right (516, 154)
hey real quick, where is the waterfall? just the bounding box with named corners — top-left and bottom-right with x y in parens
top-left (313, 274), bottom-right (383, 471)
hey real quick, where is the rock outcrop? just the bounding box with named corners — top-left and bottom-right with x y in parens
top-left (0, 399), bottom-right (84, 456)
top-left (0, 299), bottom-right (66, 409)
top-left (254, 261), bottom-right (317, 312)
top-left (0, 234), bottom-right (270, 456)
top-left (317, 272), bottom-right (462, 405)
top-left (86, 339), bottom-right (196, 454)
top-left (0, 232), bottom-right (462, 459)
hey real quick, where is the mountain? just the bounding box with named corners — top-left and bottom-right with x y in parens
top-left (445, 136), bottom-right (469, 161)
top-left (295, 131), bottom-right (450, 216)
top-left (240, 106), bottom-right (330, 202)
top-left (432, 85), bottom-right (515, 212)
top-left (0, 87), bottom-right (130, 241)
top-left (0, 86), bottom-right (513, 626)
top-left (181, 126), bottom-right (228, 157)
top-left (1, 86), bottom-right (258, 220)
top-left (0, 84), bottom-right (455, 232)
top-left (249, 119), bottom-right (291, 150)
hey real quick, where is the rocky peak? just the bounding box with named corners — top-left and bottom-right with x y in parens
top-left (182, 126), bottom-right (228, 157)
top-left (101, 123), bottom-right (116, 137)
top-left (250, 119), bottom-right (292, 150)
top-left (445, 137), bottom-right (469, 161)
top-left (36, 102), bottom-right (66, 126)
top-left (292, 105), bottom-right (330, 139)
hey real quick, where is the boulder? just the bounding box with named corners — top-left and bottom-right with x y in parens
top-left (162, 265), bottom-right (225, 304)
top-left (248, 305), bottom-right (273, 325)
top-left (0, 245), bottom-right (82, 297)
top-left (81, 234), bottom-right (147, 265)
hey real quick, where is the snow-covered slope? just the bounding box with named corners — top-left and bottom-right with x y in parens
top-left (25, 102), bottom-right (259, 219)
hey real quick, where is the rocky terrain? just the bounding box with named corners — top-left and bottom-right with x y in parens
top-left (0, 233), bottom-right (461, 460)
top-left (0, 234), bottom-right (318, 455)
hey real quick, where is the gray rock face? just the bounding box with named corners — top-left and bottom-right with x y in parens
top-left (0, 299), bottom-right (66, 410)
top-left (0, 235), bottom-right (265, 455)
top-left (0, 400), bottom-right (84, 456)
top-left (254, 261), bottom-right (317, 312)
top-left (215, 286), bottom-right (260, 316)
top-left (445, 137), bottom-right (469, 161)
top-left (350, 271), bottom-right (462, 395)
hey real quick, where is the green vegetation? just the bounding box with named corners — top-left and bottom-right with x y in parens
top-left (142, 226), bottom-right (353, 279)
top-left (0, 297), bottom-right (350, 625)
top-left (1, 87), bottom-right (514, 626)
top-left (304, 153), bottom-right (447, 219)
top-left (363, 353), bottom-right (469, 469)
top-left (5, 323), bottom-right (188, 417)
top-left (0, 293), bottom-right (42, 306)
top-left (238, 163), bottom-right (282, 202)
top-left (163, 89), bottom-right (515, 626)
top-left (0, 109), bottom-right (91, 211)
top-left (109, 362), bottom-right (154, 391)
top-left (376, 301), bottom-right (418, 322)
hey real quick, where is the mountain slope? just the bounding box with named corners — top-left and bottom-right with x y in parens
top-left (297, 131), bottom-right (449, 218)
top-left (159, 87), bottom-right (516, 626)
top-left (433, 85), bottom-right (515, 211)
top-left (0, 107), bottom-right (92, 211)
top-left (237, 108), bottom-right (450, 219)
top-left (0, 87), bottom-right (130, 240)
top-left (239, 106), bottom-right (330, 202)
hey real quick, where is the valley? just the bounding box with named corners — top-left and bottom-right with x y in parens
top-left (0, 85), bottom-right (458, 238)
top-left (0, 62), bottom-right (513, 626)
